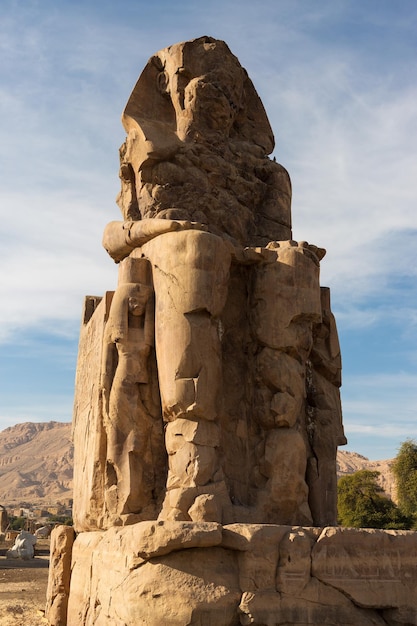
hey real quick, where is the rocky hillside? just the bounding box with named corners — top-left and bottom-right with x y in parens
top-left (0, 421), bottom-right (73, 506)
top-left (0, 421), bottom-right (397, 507)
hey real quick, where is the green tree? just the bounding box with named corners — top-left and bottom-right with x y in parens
top-left (392, 439), bottom-right (417, 523)
top-left (9, 516), bottom-right (27, 530)
top-left (337, 470), bottom-right (411, 529)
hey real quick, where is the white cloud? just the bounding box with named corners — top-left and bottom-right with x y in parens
top-left (0, 189), bottom-right (118, 342)
top-left (247, 10), bottom-right (417, 309)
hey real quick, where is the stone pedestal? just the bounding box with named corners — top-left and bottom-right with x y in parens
top-left (48, 522), bottom-right (417, 626)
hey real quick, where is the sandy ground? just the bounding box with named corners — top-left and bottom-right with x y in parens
top-left (0, 540), bottom-right (50, 626)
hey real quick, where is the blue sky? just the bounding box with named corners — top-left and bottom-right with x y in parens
top-left (1, 0), bottom-right (416, 460)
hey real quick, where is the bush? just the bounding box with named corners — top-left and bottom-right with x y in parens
top-left (338, 470), bottom-right (412, 529)
top-left (9, 516), bottom-right (27, 531)
top-left (392, 439), bottom-right (417, 525)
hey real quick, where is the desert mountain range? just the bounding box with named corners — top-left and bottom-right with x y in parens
top-left (0, 422), bottom-right (73, 506)
top-left (0, 421), bottom-right (396, 507)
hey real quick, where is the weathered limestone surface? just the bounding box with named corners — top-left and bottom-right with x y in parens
top-left (48, 35), bottom-right (417, 626)
top-left (62, 523), bottom-right (417, 625)
top-left (45, 525), bottom-right (75, 626)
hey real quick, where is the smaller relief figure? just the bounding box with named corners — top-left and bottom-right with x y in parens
top-left (100, 257), bottom-right (164, 524)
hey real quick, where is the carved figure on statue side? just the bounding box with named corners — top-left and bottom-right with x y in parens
top-left (100, 257), bottom-right (163, 523)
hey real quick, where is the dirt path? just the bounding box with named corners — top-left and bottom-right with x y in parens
top-left (0, 543), bottom-right (50, 626)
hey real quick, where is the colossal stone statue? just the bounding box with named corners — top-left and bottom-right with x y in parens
top-left (48, 37), bottom-right (417, 626)
top-left (72, 35), bottom-right (345, 530)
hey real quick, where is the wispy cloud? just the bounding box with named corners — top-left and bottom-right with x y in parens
top-left (249, 5), bottom-right (417, 313)
top-left (0, 189), bottom-right (119, 342)
top-left (278, 68), bottom-right (417, 295)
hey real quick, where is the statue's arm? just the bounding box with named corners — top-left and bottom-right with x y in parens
top-left (102, 219), bottom-right (207, 262)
